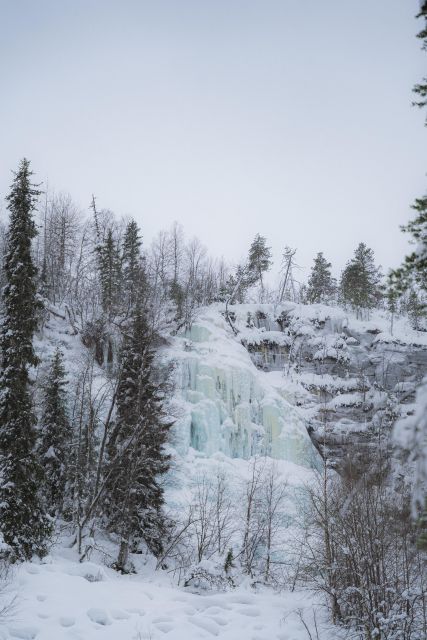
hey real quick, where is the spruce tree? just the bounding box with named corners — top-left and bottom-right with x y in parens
top-left (248, 234), bottom-right (272, 298)
top-left (406, 289), bottom-right (424, 331)
top-left (390, 194), bottom-right (427, 298)
top-left (122, 219), bottom-right (143, 310)
top-left (306, 252), bottom-right (336, 304)
top-left (390, 0), bottom-right (427, 550)
top-left (340, 243), bottom-right (382, 317)
top-left (390, 3), bottom-right (427, 299)
top-left (0, 159), bottom-right (51, 559)
top-left (97, 227), bottom-right (121, 319)
top-left (37, 348), bottom-right (70, 516)
top-left (104, 294), bottom-right (171, 572)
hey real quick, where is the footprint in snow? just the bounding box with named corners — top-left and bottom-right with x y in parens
top-left (207, 615), bottom-right (228, 626)
top-left (188, 617), bottom-right (220, 637)
top-left (59, 616), bottom-right (75, 627)
top-left (236, 606), bottom-right (261, 617)
top-left (26, 565), bottom-right (40, 574)
top-left (152, 616), bottom-right (173, 624)
top-left (87, 608), bottom-right (111, 625)
top-left (183, 606), bottom-right (197, 615)
top-left (126, 607), bottom-right (146, 616)
top-left (36, 594), bottom-right (47, 602)
top-left (204, 606), bottom-right (223, 615)
top-left (9, 627), bottom-right (39, 640)
top-left (111, 609), bottom-right (131, 620)
top-left (154, 622), bottom-right (174, 634)
top-left (228, 594), bottom-right (254, 605)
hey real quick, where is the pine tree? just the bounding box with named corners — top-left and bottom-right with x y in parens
top-left (390, 3), bottom-right (427, 299)
top-left (385, 284), bottom-right (398, 335)
top-left (248, 234), bottom-right (272, 299)
top-left (391, 0), bottom-right (427, 550)
top-left (122, 219), bottom-right (143, 311)
top-left (37, 349), bottom-right (70, 516)
top-left (0, 159), bottom-right (51, 559)
top-left (306, 252), bottom-right (336, 304)
top-left (97, 227), bottom-right (121, 319)
top-left (413, 1), bottom-right (427, 111)
top-left (340, 243), bottom-right (382, 317)
top-left (406, 289), bottom-right (424, 331)
top-left (104, 296), bottom-right (171, 572)
top-left (391, 195), bottom-right (427, 298)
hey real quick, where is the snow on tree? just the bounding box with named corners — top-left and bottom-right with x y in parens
top-left (0, 159), bottom-right (51, 559)
top-left (277, 246), bottom-right (298, 303)
top-left (104, 294), bottom-right (172, 572)
top-left (306, 252), bottom-right (336, 304)
top-left (413, 1), bottom-right (427, 112)
top-left (390, 3), bottom-right (427, 299)
top-left (390, 194), bottom-right (427, 298)
top-left (37, 348), bottom-right (70, 516)
top-left (339, 243), bottom-right (382, 317)
top-left (392, 2), bottom-right (427, 548)
top-left (97, 227), bottom-right (121, 320)
top-left (121, 219), bottom-right (143, 311)
top-left (248, 234), bottom-right (272, 300)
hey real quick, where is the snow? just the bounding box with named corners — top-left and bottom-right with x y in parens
top-left (2, 552), bottom-right (340, 640)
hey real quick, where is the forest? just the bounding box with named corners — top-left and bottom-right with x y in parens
top-left (0, 3), bottom-right (426, 640)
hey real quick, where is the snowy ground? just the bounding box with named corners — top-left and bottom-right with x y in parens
top-left (0, 552), bottom-right (339, 640)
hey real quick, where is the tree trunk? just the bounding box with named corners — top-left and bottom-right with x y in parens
top-left (116, 539), bottom-right (129, 573)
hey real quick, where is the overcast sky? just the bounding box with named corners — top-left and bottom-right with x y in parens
top-left (0, 0), bottom-right (426, 280)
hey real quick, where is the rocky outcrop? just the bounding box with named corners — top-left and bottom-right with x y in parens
top-left (233, 303), bottom-right (427, 468)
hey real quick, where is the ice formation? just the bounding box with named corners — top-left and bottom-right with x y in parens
top-left (166, 307), bottom-right (317, 468)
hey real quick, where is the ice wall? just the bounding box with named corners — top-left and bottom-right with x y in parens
top-left (167, 308), bottom-right (317, 469)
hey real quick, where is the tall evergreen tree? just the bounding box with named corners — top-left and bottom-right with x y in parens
top-left (37, 348), bottom-right (70, 516)
top-left (340, 243), bottom-right (382, 317)
top-left (97, 227), bottom-right (121, 319)
top-left (121, 219), bottom-right (143, 311)
top-left (0, 159), bottom-right (51, 559)
top-left (389, 0), bottom-right (427, 550)
top-left (248, 234), bottom-right (272, 298)
top-left (391, 3), bottom-right (427, 299)
top-left (413, 1), bottom-right (427, 111)
top-left (306, 252), bottom-right (336, 304)
top-left (406, 289), bottom-right (424, 330)
top-left (104, 296), bottom-right (171, 572)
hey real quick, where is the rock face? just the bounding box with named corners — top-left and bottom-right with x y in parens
top-left (234, 303), bottom-right (427, 466)
top-left (164, 307), bottom-right (318, 469)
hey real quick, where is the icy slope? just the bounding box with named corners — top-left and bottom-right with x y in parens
top-left (165, 307), bottom-right (317, 468)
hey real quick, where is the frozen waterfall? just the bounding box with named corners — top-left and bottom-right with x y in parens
top-left (166, 307), bottom-right (317, 468)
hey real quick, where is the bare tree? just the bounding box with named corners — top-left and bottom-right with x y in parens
top-left (240, 457), bottom-right (266, 576)
top-left (261, 463), bottom-right (288, 583)
top-left (298, 448), bottom-right (427, 639)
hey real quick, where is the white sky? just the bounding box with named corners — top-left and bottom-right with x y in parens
top-left (0, 0), bottom-right (426, 279)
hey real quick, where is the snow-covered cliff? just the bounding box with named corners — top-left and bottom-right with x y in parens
top-left (203, 302), bottom-right (427, 466)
